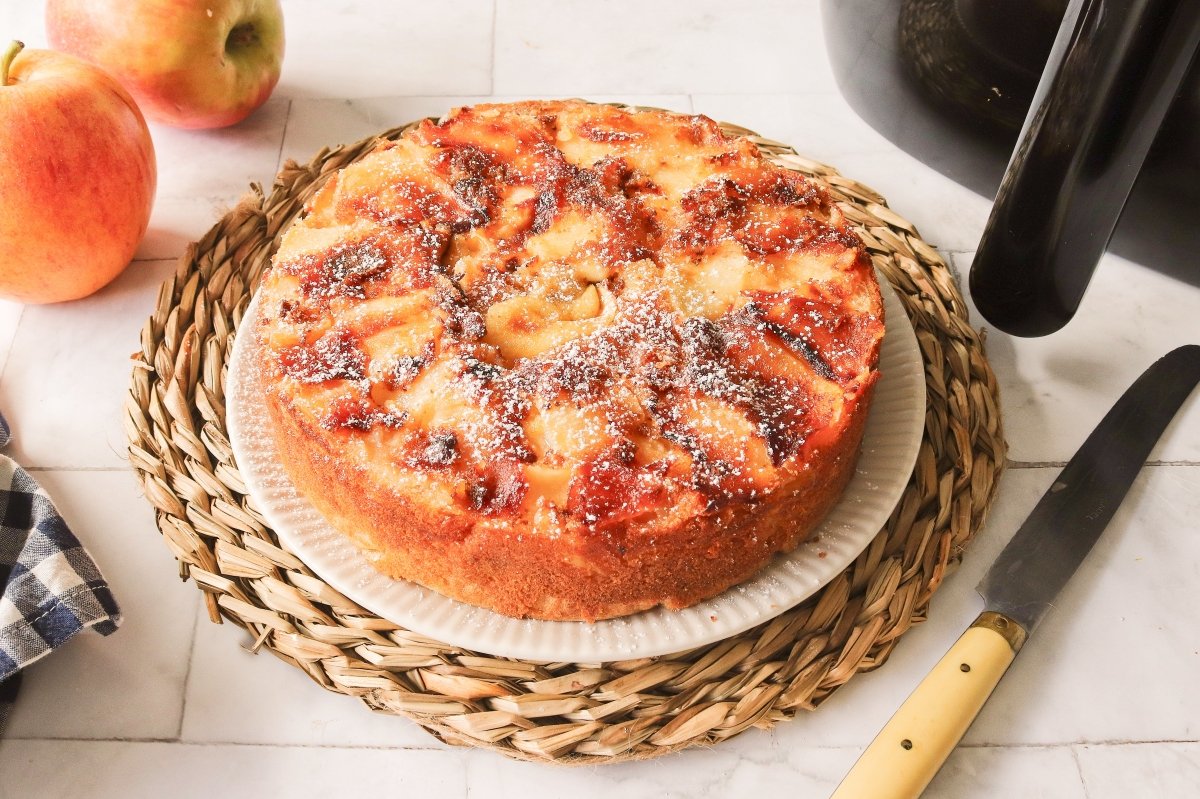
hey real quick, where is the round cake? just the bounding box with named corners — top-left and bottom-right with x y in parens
top-left (254, 100), bottom-right (885, 621)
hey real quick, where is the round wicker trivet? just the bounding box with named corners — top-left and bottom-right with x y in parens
top-left (125, 108), bottom-right (1005, 763)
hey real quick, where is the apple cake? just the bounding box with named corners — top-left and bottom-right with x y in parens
top-left (254, 100), bottom-right (884, 621)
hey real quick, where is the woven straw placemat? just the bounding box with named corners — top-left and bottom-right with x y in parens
top-left (125, 108), bottom-right (1005, 763)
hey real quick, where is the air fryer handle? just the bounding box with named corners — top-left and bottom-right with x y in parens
top-left (969, 0), bottom-right (1200, 337)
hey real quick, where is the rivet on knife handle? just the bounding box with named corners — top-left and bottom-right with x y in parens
top-left (830, 612), bottom-right (1025, 799)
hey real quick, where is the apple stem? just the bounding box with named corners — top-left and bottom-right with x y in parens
top-left (1, 40), bottom-right (24, 86)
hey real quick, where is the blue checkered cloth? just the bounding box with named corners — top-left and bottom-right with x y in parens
top-left (0, 413), bottom-right (121, 735)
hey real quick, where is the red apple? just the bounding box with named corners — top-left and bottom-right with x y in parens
top-left (0, 41), bottom-right (156, 305)
top-left (46, 0), bottom-right (285, 130)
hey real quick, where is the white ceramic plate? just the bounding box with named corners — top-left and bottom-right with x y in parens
top-left (227, 272), bottom-right (925, 662)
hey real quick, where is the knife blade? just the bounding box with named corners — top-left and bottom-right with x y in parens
top-left (831, 343), bottom-right (1200, 799)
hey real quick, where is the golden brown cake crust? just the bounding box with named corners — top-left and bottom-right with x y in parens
top-left (255, 101), bottom-right (884, 621)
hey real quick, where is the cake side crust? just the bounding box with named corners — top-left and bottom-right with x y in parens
top-left (264, 372), bottom-right (876, 620)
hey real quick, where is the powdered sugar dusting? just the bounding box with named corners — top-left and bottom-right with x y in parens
top-left (255, 100), bottom-right (884, 531)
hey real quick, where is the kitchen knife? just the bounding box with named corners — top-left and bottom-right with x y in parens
top-left (831, 343), bottom-right (1200, 799)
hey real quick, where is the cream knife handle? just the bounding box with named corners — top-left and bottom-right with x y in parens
top-left (830, 612), bottom-right (1027, 799)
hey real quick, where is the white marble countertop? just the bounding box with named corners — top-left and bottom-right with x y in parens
top-left (1, 2), bottom-right (1198, 797)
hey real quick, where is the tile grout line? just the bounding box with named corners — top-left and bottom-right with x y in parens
top-left (959, 739), bottom-right (1200, 748)
top-left (682, 90), bottom-right (847, 100)
top-left (273, 98), bottom-right (295, 176)
top-left (24, 466), bottom-right (136, 472)
top-left (1, 736), bottom-right (457, 751)
top-left (1071, 744), bottom-right (1094, 799)
top-left (5, 737), bottom-right (1196, 749)
top-left (1006, 460), bottom-right (1200, 469)
top-left (174, 602), bottom-right (203, 743)
top-left (0, 303), bottom-right (26, 388)
top-left (489, 0), bottom-right (499, 96)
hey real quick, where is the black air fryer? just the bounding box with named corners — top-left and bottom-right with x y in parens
top-left (822, 0), bottom-right (1200, 336)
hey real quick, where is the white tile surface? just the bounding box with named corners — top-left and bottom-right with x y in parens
top-left (0, 259), bottom-right (176, 469)
top-left (962, 465), bottom-right (1200, 745)
top-left (135, 198), bottom-right (237, 262)
top-left (0, 4), bottom-right (48, 48)
top-left (692, 93), bottom-right (903, 160)
top-left (895, 466), bottom-right (1200, 747)
top-left (953, 252), bottom-right (1200, 464)
top-left (0, 300), bottom-right (22, 381)
top-left (0, 740), bottom-right (469, 799)
top-left (274, 0), bottom-right (495, 99)
top-left (924, 746), bottom-right (1088, 799)
top-left (3, 470), bottom-right (198, 740)
top-left (465, 743), bottom-right (857, 798)
top-left (1, 0), bottom-right (1197, 795)
top-left (462, 741), bottom-right (1087, 799)
top-left (181, 604), bottom-right (437, 748)
top-left (1077, 742), bottom-right (1200, 797)
top-left (149, 98), bottom-right (292, 204)
top-left (495, 0), bottom-right (836, 95)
